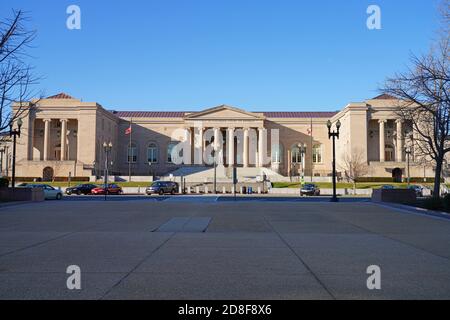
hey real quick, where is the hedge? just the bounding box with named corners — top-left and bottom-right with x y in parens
top-left (52, 177), bottom-right (90, 182)
top-left (0, 177), bottom-right (9, 188)
top-left (12, 177), bottom-right (90, 182)
top-left (355, 177), bottom-right (443, 183)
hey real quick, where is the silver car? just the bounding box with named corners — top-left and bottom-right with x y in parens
top-left (22, 184), bottom-right (63, 200)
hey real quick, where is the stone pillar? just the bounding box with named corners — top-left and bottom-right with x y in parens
top-left (184, 127), bottom-right (192, 164)
top-left (258, 128), bottom-right (266, 167)
top-left (396, 119), bottom-right (403, 162)
top-left (228, 127), bottom-right (235, 167)
top-left (60, 119), bottom-right (68, 161)
top-left (194, 126), bottom-right (204, 165)
top-left (213, 127), bottom-right (221, 165)
top-left (287, 149), bottom-right (291, 177)
top-left (243, 128), bottom-right (249, 167)
top-left (43, 119), bottom-right (51, 161)
top-left (379, 120), bottom-right (386, 162)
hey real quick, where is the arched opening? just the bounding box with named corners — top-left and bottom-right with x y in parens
top-left (42, 167), bottom-right (54, 181)
top-left (392, 167), bottom-right (402, 183)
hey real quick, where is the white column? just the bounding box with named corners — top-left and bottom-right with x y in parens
top-left (379, 120), bottom-right (386, 162)
top-left (228, 127), bottom-right (235, 167)
top-left (184, 127), bottom-right (192, 164)
top-left (243, 128), bottom-right (249, 167)
top-left (258, 128), bottom-right (266, 167)
top-left (194, 126), bottom-right (203, 165)
top-left (60, 119), bottom-right (68, 161)
top-left (396, 119), bottom-right (403, 162)
top-left (43, 119), bottom-right (51, 161)
top-left (213, 127), bottom-right (223, 165)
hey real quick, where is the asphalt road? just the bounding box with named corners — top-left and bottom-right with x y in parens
top-left (0, 199), bottom-right (449, 299)
top-left (61, 194), bottom-right (371, 202)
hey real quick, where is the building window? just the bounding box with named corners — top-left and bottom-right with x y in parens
top-left (385, 144), bottom-right (394, 161)
top-left (313, 144), bottom-right (322, 163)
top-left (127, 143), bottom-right (137, 163)
top-left (291, 146), bottom-right (301, 164)
top-left (167, 142), bottom-right (178, 163)
top-left (147, 143), bottom-right (158, 163)
top-left (271, 144), bottom-right (283, 163)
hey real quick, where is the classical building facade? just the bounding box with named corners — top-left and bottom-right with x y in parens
top-left (0, 92), bottom-right (436, 182)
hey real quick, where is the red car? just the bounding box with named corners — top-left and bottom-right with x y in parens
top-left (91, 184), bottom-right (123, 195)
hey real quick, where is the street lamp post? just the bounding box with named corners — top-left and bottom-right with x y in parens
top-left (299, 143), bottom-right (306, 184)
top-left (405, 147), bottom-right (411, 187)
top-left (9, 118), bottom-right (23, 188)
top-left (148, 161), bottom-right (153, 181)
top-left (103, 142), bottom-right (112, 201)
top-left (0, 146), bottom-right (5, 176)
top-left (213, 149), bottom-right (217, 194)
top-left (327, 119), bottom-right (341, 202)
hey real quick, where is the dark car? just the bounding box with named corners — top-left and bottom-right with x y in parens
top-left (380, 185), bottom-right (395, 190)
top-left (146, 181), bottom-right (179, 195)
top-left (65, 184), bottom-right (98, 195)
top-left (300, 183), bottom-right (320, 196)
top-left (408, 185), bottom-right (423, 197)
top-left (91, 184), bottom-right (123, 195)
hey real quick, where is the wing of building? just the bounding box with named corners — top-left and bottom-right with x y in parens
top-left (0, 92), bottom-right (435, 182)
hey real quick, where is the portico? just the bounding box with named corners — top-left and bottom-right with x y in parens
top-left (182, 105), bottom-right (267, 168)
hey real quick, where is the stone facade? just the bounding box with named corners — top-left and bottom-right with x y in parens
top-left (0, 93), bottom-right (436, 182)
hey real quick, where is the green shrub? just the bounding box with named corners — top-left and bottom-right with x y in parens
top-left (0, 177), bottom-right (9, 188)
top-left (355, 177), bottom-right (394, 183)
top-left (422, 197), bottom-right (444, 211)
top-left (442, 194), bottom-right (450, 211)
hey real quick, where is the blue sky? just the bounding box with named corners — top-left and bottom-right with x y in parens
top-left (0, 0), bottom-right (441, 111)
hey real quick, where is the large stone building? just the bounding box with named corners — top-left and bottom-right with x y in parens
top-left (0, 92), bottom-right (436, 183)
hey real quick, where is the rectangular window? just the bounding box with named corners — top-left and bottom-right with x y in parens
top-left (127, 146), bottom-right (137, 163)
top-left (147, 148), bottom-right (157, 163)
top-left (313, 145), bottom-right (322, 163)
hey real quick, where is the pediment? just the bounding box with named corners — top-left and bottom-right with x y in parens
top-left (184, 105), bottom-right (264, 120)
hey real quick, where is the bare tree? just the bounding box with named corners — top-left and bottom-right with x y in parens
top-left (382, 2), bottom-right (449, 198)
top-left (0, 10), bottom-right (40, 134)
top-left (340, 149), bottom-right (369, 191)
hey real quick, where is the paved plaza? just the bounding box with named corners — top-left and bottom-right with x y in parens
top-left (0, 196), bottom-right (450, 299)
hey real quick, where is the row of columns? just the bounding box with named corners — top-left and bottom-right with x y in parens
top-left (187, 127), bottom-right (266, 167)
top-left (378, 119), bottom-right (403, 162)
top-left (42, 119), bottom-right (68, 161)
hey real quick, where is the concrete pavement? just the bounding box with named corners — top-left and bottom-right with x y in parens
top-left (0, 199), bottom-right (449, 299)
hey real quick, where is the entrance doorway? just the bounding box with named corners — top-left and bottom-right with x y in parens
top-left (392, 167), bottom-right (402, 183)
top-left (43, 167), bottom-right (54, 181)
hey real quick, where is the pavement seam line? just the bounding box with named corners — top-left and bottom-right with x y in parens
top-left (98, 232), bottom-right (177, 300)
top-left (331, 204), bottom-right (450, 263)
top-left (0, 232), bottom-right (76, 258)
top-left (262, 215), bottom-right (337, 300)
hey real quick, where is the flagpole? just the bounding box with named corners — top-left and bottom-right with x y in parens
top-left (128, 118), bottom-right (132, 182)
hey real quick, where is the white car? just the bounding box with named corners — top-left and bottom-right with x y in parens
top-left (20, 184), bottom-right (63, 200)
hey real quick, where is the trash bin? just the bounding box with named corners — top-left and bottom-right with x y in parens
top-left (248, 187), bottom-right (252, 194)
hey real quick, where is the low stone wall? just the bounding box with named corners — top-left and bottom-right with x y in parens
top-left (371, 189), bottom-right (417, 204)
top-left (268, 188), bottom-right (372, 196)
top-left (0, 187), bottom-right (45, 202)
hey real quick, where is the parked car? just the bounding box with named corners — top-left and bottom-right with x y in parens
top-left (380, 185), bottom-right (395, 190)
top-left (300, 183), bottom-right (320, 196)
top-left (19, 184), bottom-right (63, 200)
top-left (65, 184), bottom-right (98, 195)
top-left (146, 181), bottom-right (179, 195)
top-left (91, 184), bottom-right (123, 195)
top-left (408, 185), bottom-right (423, 197)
